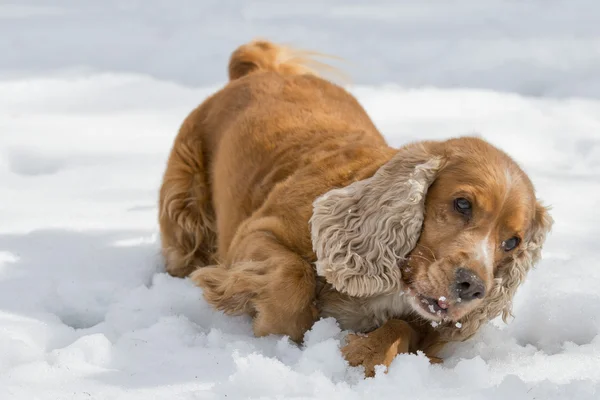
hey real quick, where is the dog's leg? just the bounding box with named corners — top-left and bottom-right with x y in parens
top-left (158, 107), bottom-right (217, 278)
top-left (341, 319), bottom-right (440, 377)
top-left (191, 221), bottom-right (319, 343)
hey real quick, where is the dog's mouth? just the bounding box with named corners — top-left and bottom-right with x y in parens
top-left (399, 261), bottom-right (451, 321)
top-left (404, 286), bottom-right (460, 323)
top-left (416, 294), bottom-right (450, 318)
top-left (406, 288), bottom-right (476, 325)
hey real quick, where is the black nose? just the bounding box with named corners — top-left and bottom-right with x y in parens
top-left (453, 268), bottom-right (485, 301)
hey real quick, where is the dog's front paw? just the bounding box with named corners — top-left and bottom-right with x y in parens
top-left (341, 325), bottom-right (444, 377)
top-left (341, 333), bottom-right (399, 377)
top-left (427, 355), bottom-right (443, 364)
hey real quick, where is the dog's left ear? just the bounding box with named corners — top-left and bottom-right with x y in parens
top-left (496, 200), bottom-right (554, 321)
top-left (310, 142), bottom-right (445, 298)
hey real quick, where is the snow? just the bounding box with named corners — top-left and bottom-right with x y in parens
top-left (2, 1), bottom-right (600, 399)
top-left (3, 0), bottom-right (600, 98)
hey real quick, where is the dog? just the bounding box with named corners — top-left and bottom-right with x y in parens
top-left (158, 39), bottom-right (553, 376)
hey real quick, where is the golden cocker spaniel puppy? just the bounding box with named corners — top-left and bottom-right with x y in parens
top-left (158, 39), bottom-right (553, 376)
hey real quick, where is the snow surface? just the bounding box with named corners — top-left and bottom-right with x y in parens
top-left (2, 1), bottom-right (600, 399)
top-left (3, 0), bottom-right (600, 98)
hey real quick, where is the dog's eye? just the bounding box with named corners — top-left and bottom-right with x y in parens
top-left (454, 198), bottom-right (472, 215)
top-left (502, 236), bottom-right (520, 252)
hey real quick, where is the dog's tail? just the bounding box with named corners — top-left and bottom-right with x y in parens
top-left (228, 39), bottom-right (345, 81)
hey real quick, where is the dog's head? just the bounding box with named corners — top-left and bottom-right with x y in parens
top-left (310, 137), bottom-right (553, 340)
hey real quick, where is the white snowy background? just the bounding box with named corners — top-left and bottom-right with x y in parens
top-left (1, 1), bottom-right (600, 399)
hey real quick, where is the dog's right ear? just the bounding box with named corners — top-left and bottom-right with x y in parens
top-left (310, 142), bottom-right (445, 298)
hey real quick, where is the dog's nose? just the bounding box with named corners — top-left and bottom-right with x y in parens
top-left (453, 268), bottom-right (485, 301)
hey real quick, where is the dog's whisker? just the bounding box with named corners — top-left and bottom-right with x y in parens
top-left (415, 243), bottom-right (437, 262)
top-left (408, 254), bottom-right (433, 263)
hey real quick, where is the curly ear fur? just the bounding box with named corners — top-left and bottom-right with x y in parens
top-left (310, 143), bottom-right (444, 298)
top-left (438, 200), bottom-right (554, 341)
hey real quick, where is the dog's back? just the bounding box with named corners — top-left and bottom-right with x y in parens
top-left (159, 42), bottom-right (394, 342)
top-left (159, 40), bottom-right (392, 278)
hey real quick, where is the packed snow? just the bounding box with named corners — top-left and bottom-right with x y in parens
top-left (2, 1), bottom-right (600, 399)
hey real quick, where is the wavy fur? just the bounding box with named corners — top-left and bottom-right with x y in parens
top-left (310, 144), bottom-right (444, 298)
top-left (311, 140), bottom-right (554, 342)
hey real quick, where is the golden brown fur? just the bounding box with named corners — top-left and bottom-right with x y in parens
top-left (158, 39), bottom-right (553, 374)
